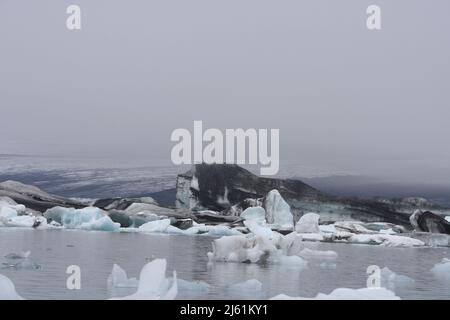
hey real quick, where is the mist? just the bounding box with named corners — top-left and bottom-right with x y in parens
top-left (1, 0), bottom-right (449, 184)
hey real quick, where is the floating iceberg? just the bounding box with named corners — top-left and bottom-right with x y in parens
top-left (349, 234), bottom-right (424, 247)
top-left (380, 267), bottom-right (414, 290)
top-left (0, 274), bottom-right (23, 300)
top-left (45, 207), bottom-right (120, 232)
top-left (295, 213), bottom-right (320, 233)
top-left (240, 206), bottom-right (267, 224)
top-left (243, 220), bottom-right (275, 239)
top-left (298, 248), bottom-right (338, 260)
top-left (271, 287), bottom-right (400, 300)
top-left (107, 264), bottom-right (139, 288)
top-left (263, 190), bottom-right (294, 230)
top-left (431, 258), bottom-right (450, 281)
top-left (111, 259), bottom-right (177, 300)
top-left (139, 219), bottom-right (171, 233)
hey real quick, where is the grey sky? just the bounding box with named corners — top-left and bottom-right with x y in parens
top-left (1, 0), bottom-right (449, 184)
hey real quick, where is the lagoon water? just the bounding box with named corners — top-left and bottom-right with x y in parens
top-left (1, 228), bottom-right (450, 300)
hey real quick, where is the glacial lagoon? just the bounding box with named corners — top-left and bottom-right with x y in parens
top-left (1, 228), bottom-right (450, 300)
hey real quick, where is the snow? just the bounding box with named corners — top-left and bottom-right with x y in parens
top-left (0, 274), bottom-right (23, 300)
top-left (112, 259), bottom-right (177, 300)
top-left (446, 216), bottom-right (450, 223)
top-left (240, 206), bottom-right (266, 224)
top-left (431, 258), bottom-right (450, 281)
top-left (139, 219), bottom-right (171, 233)
top-left (349, 234), bottom-right (425, 247)
top-left (107, 264), bottom-right (139, 288)
top-left (263, 190), bottom-right (294, 229)
top-left (44, 206), bottom-right (120, 232)
top-left (271, 287), bottom-right (400, 300)
top-left (295, 213), bottom-right (320, 233)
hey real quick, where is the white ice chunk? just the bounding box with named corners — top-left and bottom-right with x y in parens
top-left (244, 220), bottom-right (274, 239)
top-left (380, 267), bottom-right (414, 290)
top-left (139, 219), bottom-right (171, 233)
top-left (0, 274), bottom-right (23, 300)
top-left (44, 206), bottom-right (120, 232)
top-left (349, 234), bottom-right (424, 247)
top-left (431, 258), bottom-right (450, 281)
top-left (264, 190), bottom-right (294, 229)
top-left (295, 213), bottom-right (320, 233)
top-left (298, 248), bottom-right (338, 260)
top-left (107, 264), bottom-right (139, 288)
top-left (112, 259), bottom-right (177, 300)
top-left (240, 206), bottom-right (267, 224)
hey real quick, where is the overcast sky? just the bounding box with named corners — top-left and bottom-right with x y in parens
top-left (0, 0), bottom-right (449, 184)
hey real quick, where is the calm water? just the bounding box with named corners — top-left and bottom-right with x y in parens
top-left (1, 228), bottom-right (450, 300)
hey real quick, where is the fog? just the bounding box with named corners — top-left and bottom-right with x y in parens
top-left (1, 0), bottom-right (449, 184)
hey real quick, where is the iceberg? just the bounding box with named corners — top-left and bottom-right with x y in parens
top-left (112, 259), bottom-right (177, 300)
top-left (107, 264), bottom-right (139, 288)
top-left (295, 213), bottom-right (320, 233)
top-left (243, 220), bottom-right (275, 239)
top-left (139, 219), bottom-right (171, 233)
top-left (229, 279), bottom-right (262, 292)
top-left (240, 206), bottom-right (267, 224)
top-left (431, 258), bottom-right (450, 281)
top-left (271, 287), bottom-right (400, 300)
top-left (380, 267), bottom-right (414, 290)
top-left (44, 207), bottom-right (120, 232)
top-left (0, 274), bottom-right (23, 300)
top-left (263, 190), bottom-right (294, 229)
top-left (298, 248), bottom-right (338, 260)
top-left (349, 234), bottom-right (424, 247)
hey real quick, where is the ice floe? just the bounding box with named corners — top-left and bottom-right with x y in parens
top-left (107, 264), bottom-right (139, 288)
top-left (263, 190), bottom-right (294, 230)
top-left (380, 267), bottom-right (414, 290)
top-left (0, 274), bottom-right (23, 300)
top-left (111, 259), bottom-right (177, 300)
top-left (45, 206), bottom-right (120, 232)
top-left (348, 234), bottom-right (424, 247)
top-left (240, 206), bottom-right (266, 224)
top-left (295, 213), bottom-right (320, 233)
top-left (431, 258), bottom-right (450, 281)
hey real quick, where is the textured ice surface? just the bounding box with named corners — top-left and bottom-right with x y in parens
top-left (431, 258), bottom-right (450, 281)
top-left (264, 190), bottom-right (293, 229)
top-left (0, 274), bottom-right (23, 300)
top-left (112, 259), bottom-right (177, 300)
top-left (45, 206), bottom-right (120, 231)
top-left (240, 206), bottom-right (266, 224)
top-left (295, 213), bottom-right (320, 233)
